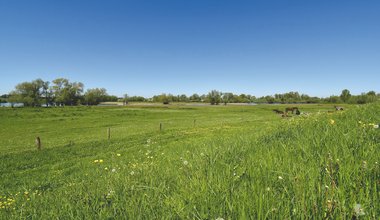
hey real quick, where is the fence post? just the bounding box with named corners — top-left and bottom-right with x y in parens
top-left (36, 137), bottom-right (41, 150)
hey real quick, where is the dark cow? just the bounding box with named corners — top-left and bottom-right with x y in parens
top-left (334, 106), bottom-right (344, 111)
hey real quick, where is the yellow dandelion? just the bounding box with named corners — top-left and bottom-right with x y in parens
top-left (104, 167), bottom-right (108, 170)
top-left (99, 159), bottom-right (104, 163)
top-left (94, 160), bottom-right (99, 163)
top-left (330, 119), bottom-right (335, 125)
top-left (117, 153), bottom-right (121, 157)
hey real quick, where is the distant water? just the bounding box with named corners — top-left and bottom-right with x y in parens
top-left (0, 103), bottom-right (24, 107)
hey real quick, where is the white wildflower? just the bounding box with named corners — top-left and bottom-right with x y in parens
top-left (354, 204), bottom-right (365, 216)
top-left (278, 176), bottom-right (283, 180)
top-left (183, 160), bottom-right (189, 166)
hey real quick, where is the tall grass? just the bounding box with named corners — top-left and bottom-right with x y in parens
top-left (0, 103), bottom-right (378, 219)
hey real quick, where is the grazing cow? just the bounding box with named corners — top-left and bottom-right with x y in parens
top-left (285, 107), bottom-right (299, 114)
top-left (334, 106), bottom-right (344, 111)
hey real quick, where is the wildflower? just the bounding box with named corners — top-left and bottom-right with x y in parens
top-left (266, 187), bottom-right (271, 192)
top-left (106, 190), bottom-right (115, 199)
top-left (111, 168), bottom-right (116, 173)
top-left (330, 119), bottom-right (335, 125)
top-left (99, 159), bottom-right (104, 163)
top-left (183, 160), bottom-right (189, 166)
top-left (117, 153), bottom-right (121, 157)
top-left (325, 185), bottom-right (329, 189)
top-left (374, 124), bottom-right (379, 129)
top-left (278, 176), bottom-right (283, 180)
top-left (94, 160), bottom-right (99, 163)
top-left (130, 171), bottom-right (135, 175)
top-left (358, 121), bottom-right (362, 124)
top-left (104, 167), bottom-right (108, 170)
top-left (353, 204), bottom-right (365, 216)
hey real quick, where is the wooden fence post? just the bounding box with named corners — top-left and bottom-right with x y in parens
top-left (36, 137), bottom-right (41, 150)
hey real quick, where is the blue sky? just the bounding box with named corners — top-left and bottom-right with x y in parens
top-left (0, 0), bottom-right (379, 97)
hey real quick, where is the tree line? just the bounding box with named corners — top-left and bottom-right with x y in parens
top-left (2, 78), bottom-right (117, 106)
top-left (1, 78), bottom-right (379, 106)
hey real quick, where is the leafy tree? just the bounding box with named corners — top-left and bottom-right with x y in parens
top-left (189, 93), bottom-right (201, 102)
top-left (365, 91), bottom-right (377, 103)
top-left (41, 81), bottom-right (53, 106)
top-left (340, 89), bottom-right (351, 103)
top-left (222, 92), bottom-right (234, 105)
top-left (207, 90), bottom-right (221, 105)
top-left (179, 94), bottom-right (188, 102)
top-left (356, 93), bottom-right (368, 104)
top-left (326, 95), bottom-right (340, 103)
top-left (265, 95), bottom-right (275, 103)
top-left (52, 78), bottom-right (84, 106)
top-left (51, 78), bottom-right (69, 105)
top-left (153, 93), bottom-right (171, 104)
top-left (84, 88), bottom-right (108, 105)
top-left (9, 79), bottom-right (46, 106)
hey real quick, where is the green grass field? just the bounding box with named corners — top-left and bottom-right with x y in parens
top-left (0, 103), bottom-right (379, 219)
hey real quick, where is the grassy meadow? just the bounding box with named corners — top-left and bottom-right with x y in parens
top-left (0, 103), bottom-right (379, 219)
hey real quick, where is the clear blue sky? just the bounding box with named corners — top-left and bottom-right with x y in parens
top-left (0, 0), bottom-right (379, 97)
